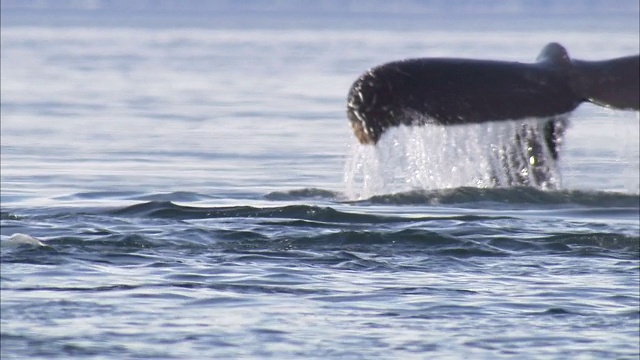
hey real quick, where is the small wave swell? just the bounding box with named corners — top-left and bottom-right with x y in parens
top-left (362, 187), bottom-right (640, 208)
top-left (109, 201), bottom-right (489, 223)
top-left (266, 186), bottom-right (639, 208)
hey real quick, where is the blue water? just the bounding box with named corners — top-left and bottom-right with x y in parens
top-left (1, 1), bottom-right (639, 359)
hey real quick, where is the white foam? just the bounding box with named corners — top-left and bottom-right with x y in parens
top-left (2, 233), bottom-right (46, 247)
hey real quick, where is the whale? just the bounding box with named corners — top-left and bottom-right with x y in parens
top-left (347, 42), bottom-right (639, 145)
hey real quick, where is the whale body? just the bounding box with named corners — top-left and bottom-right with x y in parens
top-left (347, 43), bottom-right (639, 145)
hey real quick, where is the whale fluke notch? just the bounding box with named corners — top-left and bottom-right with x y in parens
top-left (347, 42), bottom-right (639, 145)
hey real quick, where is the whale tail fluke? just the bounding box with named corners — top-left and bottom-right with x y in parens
top-left (574, 56), bottom-right (640, 111)
top-left (347, 43), bottom-right (639, 145)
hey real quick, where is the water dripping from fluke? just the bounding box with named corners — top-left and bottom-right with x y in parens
top-left (343, 117), bottom-right (568, 200)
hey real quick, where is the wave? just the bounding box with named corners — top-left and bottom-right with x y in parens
top-left (4, 218), bottom-right (636, 266)
top-left (266, 187), bottom-right (640, 208)
top-left (48, 187), bottom-right (640, 209)
top-left (109, 201), bottom-right (491, 223)
top-left (3, 187), bottom-right (637, 263)
top-left (362, 187), bottom-right (640, 207)
top-left (102, 199), bottom-right (638, 249)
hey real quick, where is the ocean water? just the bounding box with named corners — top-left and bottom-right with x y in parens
top-left (1, 2), bottom-right (639, 359)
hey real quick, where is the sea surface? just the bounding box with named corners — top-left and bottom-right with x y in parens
top-left (1, 2), bottom-right (639, 359)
